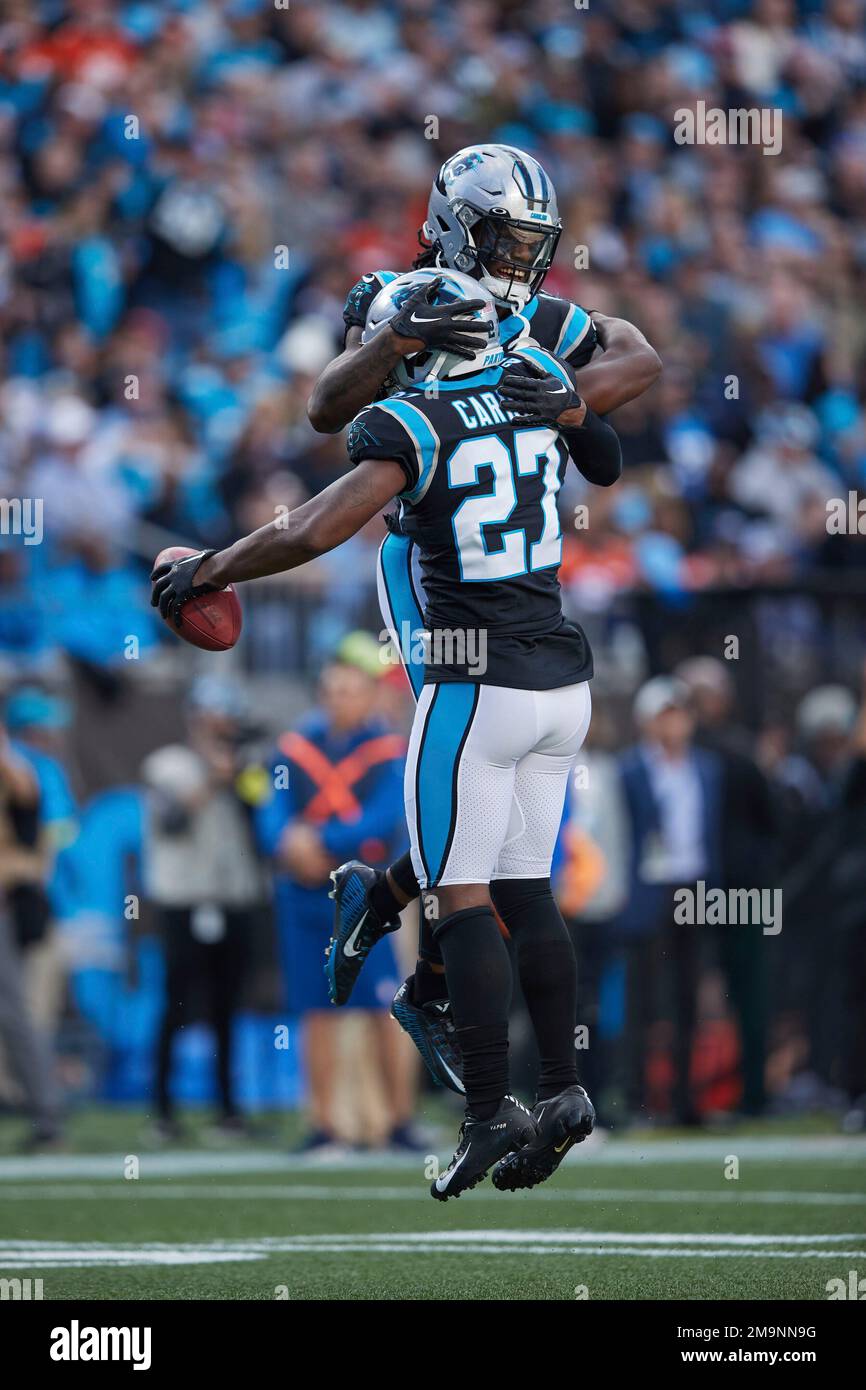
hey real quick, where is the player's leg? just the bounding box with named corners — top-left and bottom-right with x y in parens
top-left (334, 922), bottom-right (425, 1149)
top-left (376, 531), bottom-right (454, 1005)
top-left (405, 683), bottom-right (537, 1199)
top-left (303, 1010), bottom-right (340, 1143)
top-left (490, 681), bottom-right (597, 1190)
top-left (368, 1012), bottom-right (422, 1149)
top-left (328, 531), bottom-right (450, 1033)
top-left (154, 908), bottom-right (198, 1137)
top-left (284, 900), bottom-right (345, 1151)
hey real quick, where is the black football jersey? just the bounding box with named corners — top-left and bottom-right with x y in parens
top-left (346, 347), bottom-right (594, 691)
top-left (343, 270), bottom-right (597, 368)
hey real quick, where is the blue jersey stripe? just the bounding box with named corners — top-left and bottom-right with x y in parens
top-left (555, 304), bottom-right (591, 358)
top-left (378, 531), bottom-right (425, 700)
top-left (415, 683), bottom-right (479, 885)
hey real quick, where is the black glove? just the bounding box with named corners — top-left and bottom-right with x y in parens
top-left (499, 358), bottom-right (583, 426)
top-left (389, 275), bottom-right (489, 360)
top-left (150, 548), bottom-right (219, 628)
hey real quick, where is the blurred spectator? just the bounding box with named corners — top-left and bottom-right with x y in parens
top-left (141, 678), bottom-right (270, 1140)
top-left (770, 680), bottom-right (863, 1112)
top-left (729, 404), bottom-right (838, 555)
top-left (0, 722), bottom-right (63, 1148)
top-left (555, 705), bottom-right (630, 1118)
top-left (3, 684), bottom-right (78, 1055)
top-left (256, 635), bottom-right (416, 1153)
top-left (675, 657), bottom-right (775, 1115)
top-left (617, 676), bottom-right (724, 1126)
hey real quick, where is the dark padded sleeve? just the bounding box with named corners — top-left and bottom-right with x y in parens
top-left (342, 271), bottom-right (393, 336)
top-left (561, 407), bottom-right (622, 487)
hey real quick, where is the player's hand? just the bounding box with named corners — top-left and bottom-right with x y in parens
top-left (279, 823), bottom-right (332, 885)
top-left (499, 359), bottom-right (586, 428)
top-left (150, 548), bottom-right (220, 628)
top-left (389, 276), bottom-right (489, 359)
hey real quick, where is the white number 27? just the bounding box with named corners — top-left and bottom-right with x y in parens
top-left (448, 429), bottom-right (563, 581)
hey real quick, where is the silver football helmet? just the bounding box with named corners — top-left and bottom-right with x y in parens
top-left (424, 144), bottom-right (562, 312)
top-left (362, 268), bottom-right (502, 387)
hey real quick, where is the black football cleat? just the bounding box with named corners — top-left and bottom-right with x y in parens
top-left (325, 861), bottom-right (399, 1006)
top-left (492, 1084), bottom-right (595, 1192)
top-left (391, 976), bottom-right (464, 1095)
top-left (431, 1097), bottom-right (536, 1201)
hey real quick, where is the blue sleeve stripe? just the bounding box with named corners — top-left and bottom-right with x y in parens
top-left (375, 400), bottom-right (441, 504)
top-left (555, 303), bottom-right (591, 358)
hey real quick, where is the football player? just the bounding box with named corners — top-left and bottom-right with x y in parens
top-left (312, 145), bottom-right (658, 1090)
top-left (152, 271), bottom-right (623, 1196)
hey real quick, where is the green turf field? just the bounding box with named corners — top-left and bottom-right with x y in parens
top-left (1, 1110), bottom-right (864, 1300)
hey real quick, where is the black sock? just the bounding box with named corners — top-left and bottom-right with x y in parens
top-left (492, 878), bottom-right (579, 1101)
top-left (389, 851), bottom-right (420, 900)
top-left (436, 906), bottom-right (512, 1117)
top-left (413, 955), bottom-right (448, 1006)
top-left (419, 909), bottom-right (444, 968)
top-left (369, 851), bottom-right (420, 923)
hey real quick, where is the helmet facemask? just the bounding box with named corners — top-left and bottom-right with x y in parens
top-left (448, 205), bottom-right (561, 312)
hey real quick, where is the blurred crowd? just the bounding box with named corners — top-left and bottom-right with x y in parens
top-left (1, 0), bottom-right (866, 681)
top-left (2, 0), bottom-right (866, 1145)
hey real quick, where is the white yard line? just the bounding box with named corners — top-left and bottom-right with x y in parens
top-left (0, 1135), bottom-right (863, 1181)
top-left (0, 1231), bottom-right (864, 1269)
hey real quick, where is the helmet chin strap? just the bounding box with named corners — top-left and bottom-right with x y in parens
top-left (435, 247), bottom-right (528, 314)
top-left (426, 348), bottom-right (449, 381)
top-left (487, 276), bottom-right (531, 313)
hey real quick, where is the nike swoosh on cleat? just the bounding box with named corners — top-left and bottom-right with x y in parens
top-left (433, 1050), bottom-right (465, 1094)
top-left (553, 1138), bottom-right (572, 1154)
top-left (341, 910), bottom-right (369, 958)
top-left (435, 1143), bottom-right (471, 1192)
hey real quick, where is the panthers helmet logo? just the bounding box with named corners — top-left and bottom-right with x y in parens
top-left (442, 151), bottom-right (484, 186)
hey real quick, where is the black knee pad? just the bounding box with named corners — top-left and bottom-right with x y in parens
top-left (491, 877), bottom-right (567, 944)
top-left (431, 904), bottom-right (493, 943)
top-left (491, 877), bottom-right (553, 918)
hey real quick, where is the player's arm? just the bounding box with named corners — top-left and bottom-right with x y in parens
top-left (569, 312), bottom-right (661, 415)
top-left (307, 276), bottom-right (488, 433)
top-left (307, 328), bottom-right (410, 434)
top-left (565, 408), bottom-right (622, 486)
top-left (182, 459), bottom-right (407, 589)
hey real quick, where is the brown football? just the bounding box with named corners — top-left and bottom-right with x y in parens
top-left (153, 546), bottom-right (242, 652)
